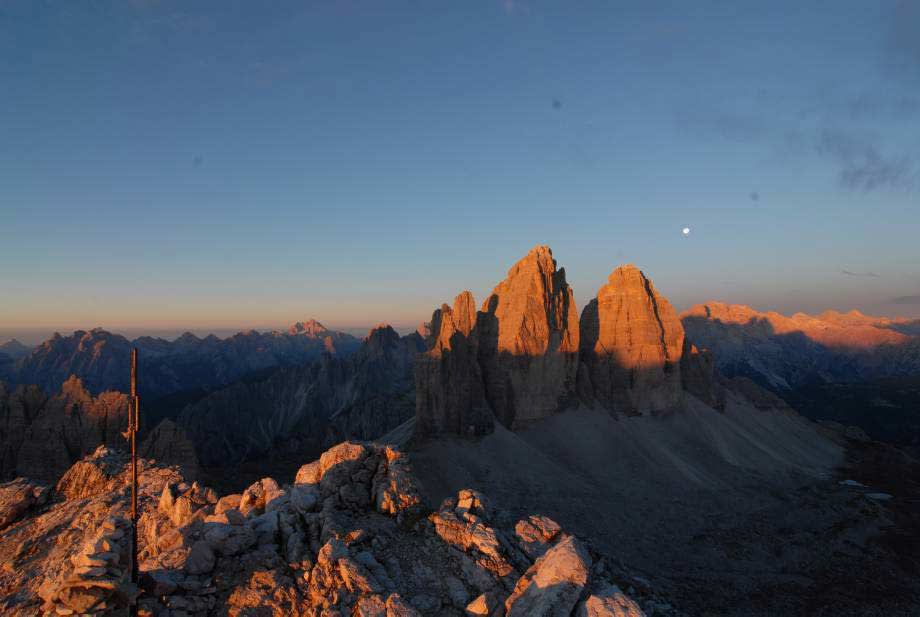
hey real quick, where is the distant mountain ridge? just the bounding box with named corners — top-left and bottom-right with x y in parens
top-left (0, 339), bottom-right (32, 360)
top-left (176, 324), bottom-right (424, 467)
top-left (4, 321), bottom-right (361, 399)
top-left (680, 302), bottom-right (920, 390)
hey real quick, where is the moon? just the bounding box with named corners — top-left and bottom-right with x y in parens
top-left (682, 227), bottom-right (691, 236)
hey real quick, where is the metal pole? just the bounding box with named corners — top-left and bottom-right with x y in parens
top-left (130, 348), bottom-right (139, 617)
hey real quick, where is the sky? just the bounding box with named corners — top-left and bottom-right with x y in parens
top-left (2, 0), bottom-right (919, 344)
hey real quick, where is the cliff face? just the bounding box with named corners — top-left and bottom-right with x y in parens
top-left (579, 264), bottom-right (685, 415)
top-left (0, 383), bottom-right (46, 481)
top-left (415, 247), bottom-right (721, 439)
top-left (415, 246), bottom-right (583, 438)
top-left (415, 292), bottom-right (493, 437)
top-left (478, 246), bottom-right (581, 428)
top-left (15, 376), bottom-right (131, 485)
top-left (0, 377), bottom-right (206, 486)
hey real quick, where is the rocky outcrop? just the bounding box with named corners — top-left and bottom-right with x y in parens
top-left (0, 442), bottom-right (656, 616)
top-left (40, 515), bottom-right (135, 615)
top-left (0, 383), bottom-right (46, 481)
top-left (140, 419), bottom-right (201, 480)
top-left (16, 377), bottom-right (130, 485)
top-left (0, 478), bottom-right (48, 530)
top-left (579, 265), bottom-right (684, 415)
top-left (0, 377), bottom-right (203, 487)
top-left (415, 292), bottom-right (494, 437)
top-left (55, 445), bottom-right (127, 501)
top-left (504, 534), bottom-right (591, 616)
top-left (178, 326), bottom-right (425, 466)
top-left (679, 339), bottom-right (724, 410)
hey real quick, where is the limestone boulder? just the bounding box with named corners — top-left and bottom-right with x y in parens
top-left (0, 477), bottom-right (48, 529)
top-left (55, 445), bottom-right (127, 501)
top-left (504, 534), bottom-right (592, 616)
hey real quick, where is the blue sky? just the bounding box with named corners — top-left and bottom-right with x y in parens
top-left (2, 1), bottom-right (919, 342)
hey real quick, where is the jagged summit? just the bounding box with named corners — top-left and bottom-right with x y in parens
top-left (414, 248), bottom-right (722, 438)
top-left (415, 246), bottom-right (583, 438)
top-left (288, 318), bottom-right (329, 337)
top-left (0, 339), bottom-right (32, 359)
top-left (579, 263), bottom-right (688, 415)
top-left (7, 324), bottom-right (362, 398)
top-left (682, 301), bottom-right (909, 350)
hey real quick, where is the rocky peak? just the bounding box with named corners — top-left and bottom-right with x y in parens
top-left (481, 245), bottom-right (579, 358)
top-left (289, 318), bottom-right (329, 337)
top-left (579, 264), bottom-right (686, 415)
top-left (0, 339), bottom-right (32, 359)
top-left (476, 245), bottom-right (580, 428)
top-left (416, 251), bottom-right (723, 438)
top-left (429, 291), bottom-right (477, 355)
top-left (682, 302), bottom-right (909, 350)
top-left (363, 324), bottom-right (402, 356)
top-left (415, 246), bottom-right (582, 438)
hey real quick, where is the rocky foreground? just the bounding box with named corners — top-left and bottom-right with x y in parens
top-left (0, 443), bottom-right (661, 617)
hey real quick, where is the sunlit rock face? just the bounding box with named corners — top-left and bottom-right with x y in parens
top-left (478, 245), bottom-right (581, 428)
top-left (579, 264), bottom-right (685, 415)
top-left (415, 246), bottom-right (581, 438)
top-left (415, 248), bottom-right (724, 438)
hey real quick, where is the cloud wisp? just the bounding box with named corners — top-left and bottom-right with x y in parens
top-left (841, 269), bottom-right (882, 278)
top-left (817, 130), bottom-right (918, 192)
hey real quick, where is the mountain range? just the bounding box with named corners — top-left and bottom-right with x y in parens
top-left (0, 246), bottom-right (918, 615)
top-left (681, 302), bottom-right (920, 444)
top-left (0, 319), bottom-right (361, 399)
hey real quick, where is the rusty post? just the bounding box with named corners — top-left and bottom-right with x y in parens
top-left (130, 348), bottom-right (139, 617)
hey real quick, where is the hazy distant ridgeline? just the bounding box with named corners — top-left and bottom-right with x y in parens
top-left (681, 303), bottom-right (920, 444)
top-left (1, 319), bottom-right (361, 400)
top-left (177, 324), bottom-right (424, 469)
top-left (680, 302), bottom-right (920, 389)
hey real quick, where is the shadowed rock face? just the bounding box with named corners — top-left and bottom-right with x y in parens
top-left (579, 264), bottom-right (685, 415)
top-left (0, 377), bottom-right (204, 486)
top-left (0, 383), bottom-right (46, 481)
top-left (178, 326), bottom-right (425, 466)
top-left (16, 377), bottom-right (131, 485)
top-left (416, 246), bottom-right (582, 438)
top-left (415, 293), bottom-right (493, 437)
top-left (140, 419), bottom-right (201, 481)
